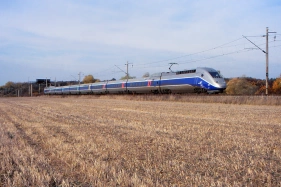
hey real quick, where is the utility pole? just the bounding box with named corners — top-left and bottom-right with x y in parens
top-left (265, 27), bottom-right (276, 95)
top-left (78, 72), bottom-right (82, 86)
top-left (31, 84), bottom-right (33, 97)
top-left (266, 27), bottom-right (269, 95)
top-left (126, 61), bottom-right (129, 82)
top-left (28, 77), bottom-right (30, 96)
top-left (125, 61), bottom-right (133, 82)
top-left (243, 27), bottom-right (276, 95)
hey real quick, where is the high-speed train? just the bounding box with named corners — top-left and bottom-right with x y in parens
top-left (44, 67), bottom-right (226, 95)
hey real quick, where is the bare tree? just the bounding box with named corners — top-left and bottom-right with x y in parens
top-left (142, 72), bottom-right (150, 78)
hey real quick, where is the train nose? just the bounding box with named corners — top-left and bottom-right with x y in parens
top-left (216, 79), bottom-right (226, 88)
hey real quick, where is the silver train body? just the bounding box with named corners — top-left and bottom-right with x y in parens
top-left (44, 67), bottom-right (226, 95)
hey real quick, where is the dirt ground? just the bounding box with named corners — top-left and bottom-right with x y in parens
top-left (0, 96), bottom-right (281, 186)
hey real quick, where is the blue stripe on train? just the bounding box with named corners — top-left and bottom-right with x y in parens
top-left (160, 77), bottom-right (218, 90)
top-left (123, 77), bottom-right (219, 90)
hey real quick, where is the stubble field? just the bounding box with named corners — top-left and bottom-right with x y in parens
top-left (0, 96), bottom-right (281, 186)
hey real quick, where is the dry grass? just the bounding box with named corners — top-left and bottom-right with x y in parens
top-left (95, 94), bottom-right (281, 106)
top-left (0, 96), bottom-right (281, 186)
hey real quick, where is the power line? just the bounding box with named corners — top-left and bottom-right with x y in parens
top-left (86, 35), bottom-right (280, 79)
top-left (243, 35), bottom-right (266, 53)
top-left (91, 66), bottom-right (116, 76)
top-left (133, 39), bottom-right (278, 68)
top-left (134, 37), bottom-right (244, 67)
top-left (270, 44), bottom-right (281, 48)
top-left (120, 35), bottom-right (278, 70)
top-left (133, 42), bottom-right (281, 70)
top-left (242, 35), bottom-right (265, 37)
top-left (133, 37), bottom-right (278, 68)
top-left (177, 48), bottom-right (252, 65)
top-left (177, 44), bottom-right (281, 65)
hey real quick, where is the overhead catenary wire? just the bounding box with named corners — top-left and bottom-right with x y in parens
top-left (91, 66), bottom-right (116, 76)
top-left (135, 39), bottom-right (280, 66)
top-left (168, 48), bottom-right (252, 65)
top-left (133, 37), bottom-right (245, 67)
top-left (89, 37), bottom-right (281, 78)
top-left (134, 42), bottom-right (281, 70)
top-left (243, 35), bottom-right (266, 53)
top-left (133, 37), bottom-right (278, 69)
top-left (179, 42), bottom-right (281, 64)
top-left (242, 35), bottom-right (265, 37)
top-left (135, 49), bottom-right (248, 69)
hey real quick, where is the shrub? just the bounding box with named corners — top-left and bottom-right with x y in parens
top-left (272, 78), bottom-right (281, 94)
top-left (226, 78), bottom-right (258, 95)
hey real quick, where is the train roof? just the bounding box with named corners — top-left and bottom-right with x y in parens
top-left (197, 67), bottom-right (217, 71)
top-left (150, 68), bottom-right (197, 77)
top-left (149, 67), bottom-right (218, 78)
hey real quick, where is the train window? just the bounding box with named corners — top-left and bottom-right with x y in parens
top-left (176, 69), bottom-right (196, 75)
top-left (208, 71), bottom-right (222, 78)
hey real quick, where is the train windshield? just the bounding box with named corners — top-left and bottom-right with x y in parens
top-left (208, 71), bottom-right (222, 78)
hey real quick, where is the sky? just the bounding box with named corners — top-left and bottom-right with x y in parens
top-left (0, 0), bottom-right (281, 86)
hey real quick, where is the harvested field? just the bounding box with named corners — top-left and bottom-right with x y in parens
top-left (0, 96), bottom-right (281, 186)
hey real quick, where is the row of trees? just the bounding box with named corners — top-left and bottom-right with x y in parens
top-left (0, 82), bottom-right (39, 97)
top-left (225, 77), bottom-right (281, 94)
